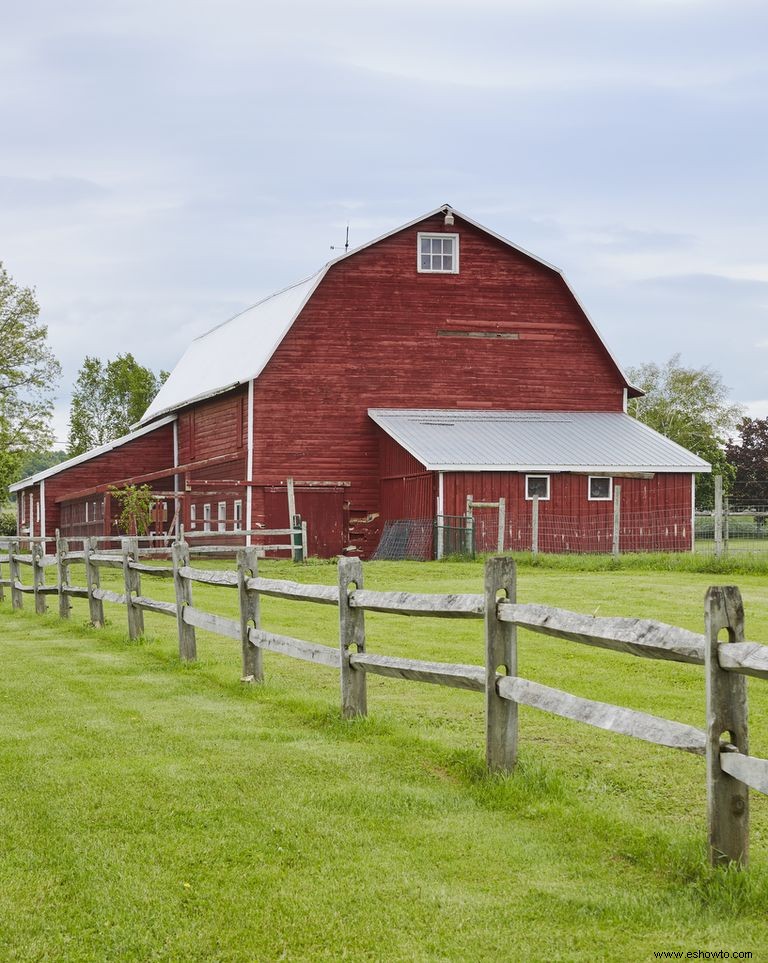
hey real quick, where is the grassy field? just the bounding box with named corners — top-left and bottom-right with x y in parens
top-left (1, 556), bottom-right (768, 961)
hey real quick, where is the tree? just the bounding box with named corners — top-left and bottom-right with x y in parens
top-left (626, 354), bottom-right (743, 509)
top-left (68, 353), bottom-right (168, 455)
top-left (109, 484), bottom-right (155, 535)
top-left (726, 418), bottom-right (768, 505)
top-left (0, 262), bottom-right (61, 494)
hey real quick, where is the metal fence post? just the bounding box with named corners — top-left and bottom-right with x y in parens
top-left (531, 495), bottom-right (539, 556)
top-left (172, 539), bottom-right (196, 661)
top-left (338, 556), bottom-right (366, 718)
top-left (291, 514), bottom-right (304, 562)
top-left (705, 585), bottom-right (749, 866)
top-left (485, 556), bottom-right (518, 773)
top-left (237, 546), bottom-right (262, 682)
top-left (465, 495), bottom-right (474, 556)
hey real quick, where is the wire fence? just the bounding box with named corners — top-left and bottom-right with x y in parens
top-left (373, 503), bottom-right (768, 560)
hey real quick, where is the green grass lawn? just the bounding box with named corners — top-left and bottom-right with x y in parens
top-left (1, 557), bottom-right (768, 961)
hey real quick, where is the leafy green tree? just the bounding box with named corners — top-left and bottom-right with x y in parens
top-left (627, 354), bottom-right (742, 509)
top-left (109, 483), bottom-right (155, 535)
top-left (68, 353), bottom-right (168, 455)
top-left (0, 263), bottom-right (61, 494)
top-left (726, 418), bottom-right (768, 504)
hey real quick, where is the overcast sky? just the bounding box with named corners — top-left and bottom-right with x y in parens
top-left (2, 0), bottom-right (766, 446)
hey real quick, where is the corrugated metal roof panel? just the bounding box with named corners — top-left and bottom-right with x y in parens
top-left (368, 409), bottom-right (711, 473)
top-left (139, 271), bottom-right (323, 423)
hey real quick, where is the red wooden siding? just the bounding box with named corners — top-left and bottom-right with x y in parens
top-left (42, 424), bottom-right (175, 537)
top-left (250, 212), bottom-right (627, 554)
top-left (443, 471), bottom-right (693, 553)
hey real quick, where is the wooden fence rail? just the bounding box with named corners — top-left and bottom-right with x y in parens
top-left (2, 535), bottom-right (768, 868)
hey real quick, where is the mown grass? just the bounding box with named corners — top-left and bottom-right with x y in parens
top-left (1, 557), bottom-right (767, 961)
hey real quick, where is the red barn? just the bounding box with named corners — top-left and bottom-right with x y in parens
top-left (10, 206), bottom-right (709, 555)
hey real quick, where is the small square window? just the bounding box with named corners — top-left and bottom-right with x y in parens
top-left (588, 476), bottom-right (613, 501)
top-left (417, 232), bottom-right (459, 273)
top-left (525, 475), bottom-right (550, 500)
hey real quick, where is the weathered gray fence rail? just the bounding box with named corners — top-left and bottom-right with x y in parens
top-left (2, 535), bottom-right (767, 868)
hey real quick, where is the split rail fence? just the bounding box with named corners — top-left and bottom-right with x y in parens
top-left (1, 535), bottom-right (768, 867)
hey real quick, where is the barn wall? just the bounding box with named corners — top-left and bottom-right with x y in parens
top-left (250, 212), bottom-right (628, 555)
top-left (443, 471), bottom-right (694, 553)
top-left (42, 424), bottom-right (175, 538)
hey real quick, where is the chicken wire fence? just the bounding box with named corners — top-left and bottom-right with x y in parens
top-left (372, 503), bottom-right (768, 561)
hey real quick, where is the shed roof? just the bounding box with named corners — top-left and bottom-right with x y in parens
top-left (9, 415), bottom-right (177, 492)
top-left (368, 409), bottom-right (711, 473)
top-left (139, 205), bottom-right (640, 425)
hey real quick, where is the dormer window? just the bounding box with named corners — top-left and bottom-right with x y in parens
top-left (418, 233), bottom-right (459, 274)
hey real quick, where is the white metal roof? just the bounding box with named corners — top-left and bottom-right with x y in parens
top-left (9, 414), bottom-right (177, 491)
top-left (140, 271), bottom-right (323, 423)
top-left (368, 409), bottom-right (711, 473)
top-left (138, 205), bottom-right (639, 425)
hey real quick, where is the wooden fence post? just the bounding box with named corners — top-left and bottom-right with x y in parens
top-left (32, 541), bottom-right (46, 615)
top-left (56, 533), bottom-right (71, 619)
top-left (237, 546), bottom-right (262, 682)
top-left (485, 556), bottom-right (518, 773)
top-left (714, 475), bottom-right (723, 559)
top-left (338, 556), bottom-right (366, 719)
top-left (172, 539), bottom-right (196, 661)
top-left (705, 585), bottom-right (749, 866)
top-left (612, 484), bottom-right (622, 558)
top-left (497, 497), bottom-right (506, 554)
top-left (465, 494), bottom-right (474, 556)
top-left (122, 537), bottom-right (144, 641)
top-left (10, 539), bottom-right (23, 610)
top-left (84, 536), bottom-right (104, 627)
top-left (531, 495), bottom-right (539, 556)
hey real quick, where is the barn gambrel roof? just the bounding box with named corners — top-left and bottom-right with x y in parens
top-left (139, 206), bottom-right (640, 425)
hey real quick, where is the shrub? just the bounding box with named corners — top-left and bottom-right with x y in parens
top-left (0, 508), bottom-right (17, 536)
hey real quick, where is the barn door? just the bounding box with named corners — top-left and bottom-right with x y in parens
top-left (264, 486), bottom-right (347, 558)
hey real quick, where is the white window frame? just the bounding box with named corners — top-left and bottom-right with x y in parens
top-left (525, 474), bottom-right (550, 501)
top-left (21, 495), bottom-right (25, 523)
top-left (588, 476), bottom-right (613, 502)
top-left (190, 504), bottom-right (197, 530)
top-left (233, 499), bottom-right (243, 531)
top-left (203, 503), bottom-right (211, 532)
top-left (217, 501), bottom-right (227, 532)
top-left (37, 501), bottom-right (41, 523)
top-left (417, 232), bottom-right (459, 274)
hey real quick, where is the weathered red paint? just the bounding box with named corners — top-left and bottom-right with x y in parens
top-left (16, 211), bottom-right (696, 555)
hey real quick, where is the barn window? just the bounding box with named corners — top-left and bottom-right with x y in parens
top-left (233, 500), bottom-right (243, 531)
top-left (417, 233), bottom-right (459, 274)
top-left (203, 504), bottom-right (211, 532)
top-left (218, 501), bottom-right (227, 532)
top-left (525, 475), bottom-right (550, 501)
top-left (190, 504), bottom-right (197, 530)
top-left (588, 476), bottom-right (612, 501)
